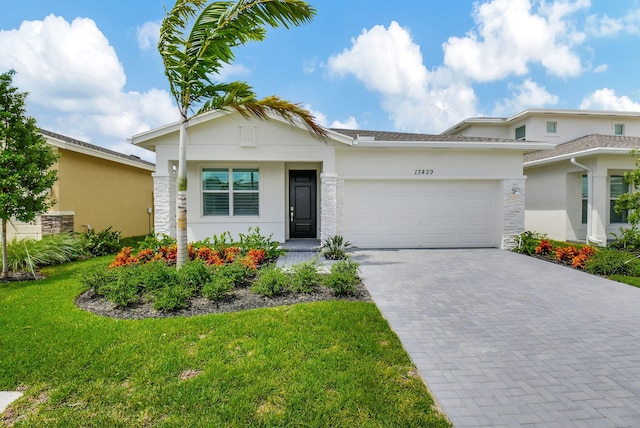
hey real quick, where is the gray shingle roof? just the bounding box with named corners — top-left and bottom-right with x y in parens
top-left (524, 134), bottom-right (640, 163)
top-left (40, 129), bottom-right (154, 167)
top-left (330, 128), bottom-right (521, 143)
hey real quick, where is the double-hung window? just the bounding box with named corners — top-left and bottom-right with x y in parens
top-left (546, 121), bottom-right (557, 134)
top-left (610, 175), bottom-right (628, 223)
top-left (614, 124), bottom-right (625, 136)
top-left (202, 168), bottom-right (259, 216)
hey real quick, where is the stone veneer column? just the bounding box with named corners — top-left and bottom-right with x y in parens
top-left (320, 173), bottom-right (338, 242)
top-left (153, 173), bottom-right (176, 237)
top-left (501, 179), bottom-right (526, 250)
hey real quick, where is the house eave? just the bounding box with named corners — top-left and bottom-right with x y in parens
top-left (353, 140), bottom-right (553, 152)
top-left (524, 147), bottom-right (635, 168)
top-left (45, 135), bottom-right (155, 171)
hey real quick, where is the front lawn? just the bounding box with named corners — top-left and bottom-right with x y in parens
top-left (0, 257), bottom-right (450, 427)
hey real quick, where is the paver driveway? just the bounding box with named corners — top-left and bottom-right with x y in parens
top-left (354, 249), bottom-right (640, 427)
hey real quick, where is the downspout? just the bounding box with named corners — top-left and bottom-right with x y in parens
top-left (570, 158), bottom-right (605, 246)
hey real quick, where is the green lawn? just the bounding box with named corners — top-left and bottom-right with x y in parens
top-left (0, 257), bottom-right (450, 427)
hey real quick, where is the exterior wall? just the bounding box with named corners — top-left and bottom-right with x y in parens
top-left (52, 148), bottom-right (154, 237)
top-left (525, 153), bottom-right (639, 242)
top-left (335, 146), bottom-right (526, 248)
top-left (524, 163), bottom-right (571, 240)
top-left (147, 113), bottom-right (532, 248)
top-left (150, 115), bottom-right (337, 243)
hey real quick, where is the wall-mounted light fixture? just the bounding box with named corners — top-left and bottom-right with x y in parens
top-left (511, 185), bottom-right (520, 195)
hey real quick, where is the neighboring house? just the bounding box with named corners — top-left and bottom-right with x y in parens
top-left (8, 130), bottom-right (155, 240)
top-left (442, 109), bottom-right (640, 244)
top-left (131, 110), bottom-right (549, 249)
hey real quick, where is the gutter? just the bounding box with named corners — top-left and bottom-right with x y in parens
top-left (570, 158), bottom-right (605, 246)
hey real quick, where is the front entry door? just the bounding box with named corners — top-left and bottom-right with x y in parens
top-left (289, 170), bottom-right (317, 238)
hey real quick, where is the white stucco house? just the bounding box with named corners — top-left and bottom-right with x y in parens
top-left (442, 109), bottom-right (640, 244)
top-left (131, 110), bottom-right (549, 249)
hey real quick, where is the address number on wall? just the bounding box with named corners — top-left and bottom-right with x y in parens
top-left (414, 169), bottom-right (434, 175)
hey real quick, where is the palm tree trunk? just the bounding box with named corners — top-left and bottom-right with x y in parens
top-left (176, 117), bottom-right (189, 268)
top-left (2, 218), bottom-right (8, 278)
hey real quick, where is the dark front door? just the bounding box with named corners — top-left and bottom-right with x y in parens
top-left (289, 170), bottom-right (317, 238)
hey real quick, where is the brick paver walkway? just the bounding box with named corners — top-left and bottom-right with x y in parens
top-left (354, 249), bottom-right (640, 428)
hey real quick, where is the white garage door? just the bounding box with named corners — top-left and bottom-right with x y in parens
top-left (343, 180), bottom-right (500, 248)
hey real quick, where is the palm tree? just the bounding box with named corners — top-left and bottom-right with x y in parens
top-left (159, 0), bottom-right (326, 267)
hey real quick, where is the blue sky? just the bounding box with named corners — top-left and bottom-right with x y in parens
top-left (2, 0), bottom-right (640, 160)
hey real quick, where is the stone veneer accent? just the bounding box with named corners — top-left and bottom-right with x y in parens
top-left (501, 179), bottom-right (526, 250)
top-left (41, 214), bottom-right (74, 235)
top-left (153, 173), bottom-right (177, 237)
top-left (320, 173), bottom-right (338, 241)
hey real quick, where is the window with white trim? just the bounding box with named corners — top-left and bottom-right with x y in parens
top-left (614, 123), bottom-right (625, 136)
top-left (515, 125), bottom-right (526, 140)
top-left (202, 168), bottom-right (259, 216)
top-left (610, 175), bottom-right (628, 223)
top-left (546, 121), bottom-right (557, 134)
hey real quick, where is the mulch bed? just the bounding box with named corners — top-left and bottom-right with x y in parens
top-left (0, 271), bottom-right (45, 282)
top-left (75, 282), bottom-right (372, 320)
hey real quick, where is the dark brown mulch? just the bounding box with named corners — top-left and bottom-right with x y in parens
top-left (75, 282), bottom-right (372, 320)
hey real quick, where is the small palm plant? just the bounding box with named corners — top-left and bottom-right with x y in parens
top-left (321, 235), bottom-right (352, 260)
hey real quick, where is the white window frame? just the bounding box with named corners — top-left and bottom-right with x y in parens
top-left (202, 167), bottom-right (260, 217)
top-left (545, 121), bottom-right (557, 134)
top-left (609, 175), bottom-right (628, 224)
top-left (515, 125), bottom-right (526, 140)
top-left (614, 123), bottom-right (625, 136)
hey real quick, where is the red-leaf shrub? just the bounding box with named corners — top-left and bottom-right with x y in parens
top-left (535, 240), bottom-right (553, 256)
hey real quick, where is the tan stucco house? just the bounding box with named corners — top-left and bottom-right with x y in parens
top-left (132, 110), bottom-right (549, 249)
top-left (8, 130), bottom-right (155, 240)
top-left (443, 109), bottom-right (640, 244)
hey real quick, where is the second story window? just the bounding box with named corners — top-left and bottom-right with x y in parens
top-left (615, 124), bottom-right (625, 136)
top-left (515, 125), bottom-right (526, 140)
top-left (546, 121), bottom-right (557, 133)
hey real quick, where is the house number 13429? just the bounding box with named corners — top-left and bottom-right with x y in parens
top-left (414, 169), bottom-right (434, 175)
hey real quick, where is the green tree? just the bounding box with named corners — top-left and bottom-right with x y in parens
top-left (0, 70), bottom-right (58, 277)
top-left (159, 0), bottom-right (326, 268)
top-left (615, 149), bottom-right (640, 227)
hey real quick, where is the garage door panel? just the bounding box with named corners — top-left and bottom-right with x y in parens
top-left (343, 180), bottom-right (499, 248)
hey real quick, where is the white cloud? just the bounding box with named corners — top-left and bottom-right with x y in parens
top-left (214, 63), bottom-right (251, 81)
top-left (443, 0), bottom-right (588, 82)
top-left (306, 106), bottom-right (358, 130)
top-left (136, 20), bottom-right (161, 50)
top-left (593, 64), bottom-right (608, 73)
top-left (580, 88), bottom-right (640, 111)
top-left (329, 117), bottom-right (359, 129)
top-left (328, 21), bottom-right (477, 133)
top-left (586, 8), bottom-right (640, 36)
top-left (493, 79), bottom-right (559, 116)
top-left (0, 15), bottom-right (178, 157)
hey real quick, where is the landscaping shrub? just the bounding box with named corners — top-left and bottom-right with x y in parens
top-left (202, 271), bottom-right (235, 301)
top-left (584, 249), bottom-right (640, 276)
top-left (321, 235), bottom-right (352, 260)
top-left (251, 265), bottom-right (289, 296)
top-left (177, 259), bottom-right (214, 289)
top-left (152, 282), bottom-right (194, 311)
top-left (325, 260), bottom-right (360, 296)
top-left (237, 227), bottom-right (285, 261)
top-left (217, 260), bottom-right (255, 287)
top-left (81, 227), bottom-right (122, 256)
top-left (289, 258), bottom-right (321, 293)
top-left (101, 265), bottom-right (142, 308)
top-left (535, 239), bottom-right (553, 256)
top-left (555, 246), bottom-right (579, 264)
top-left (513, 230), bottom-right (547, 255)
top-left (4, 233), bottom-right (85, 272)
top-left (137, 260), bottom-right (181, 293)
top-left (609, 225), bottom-right (640, 253)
